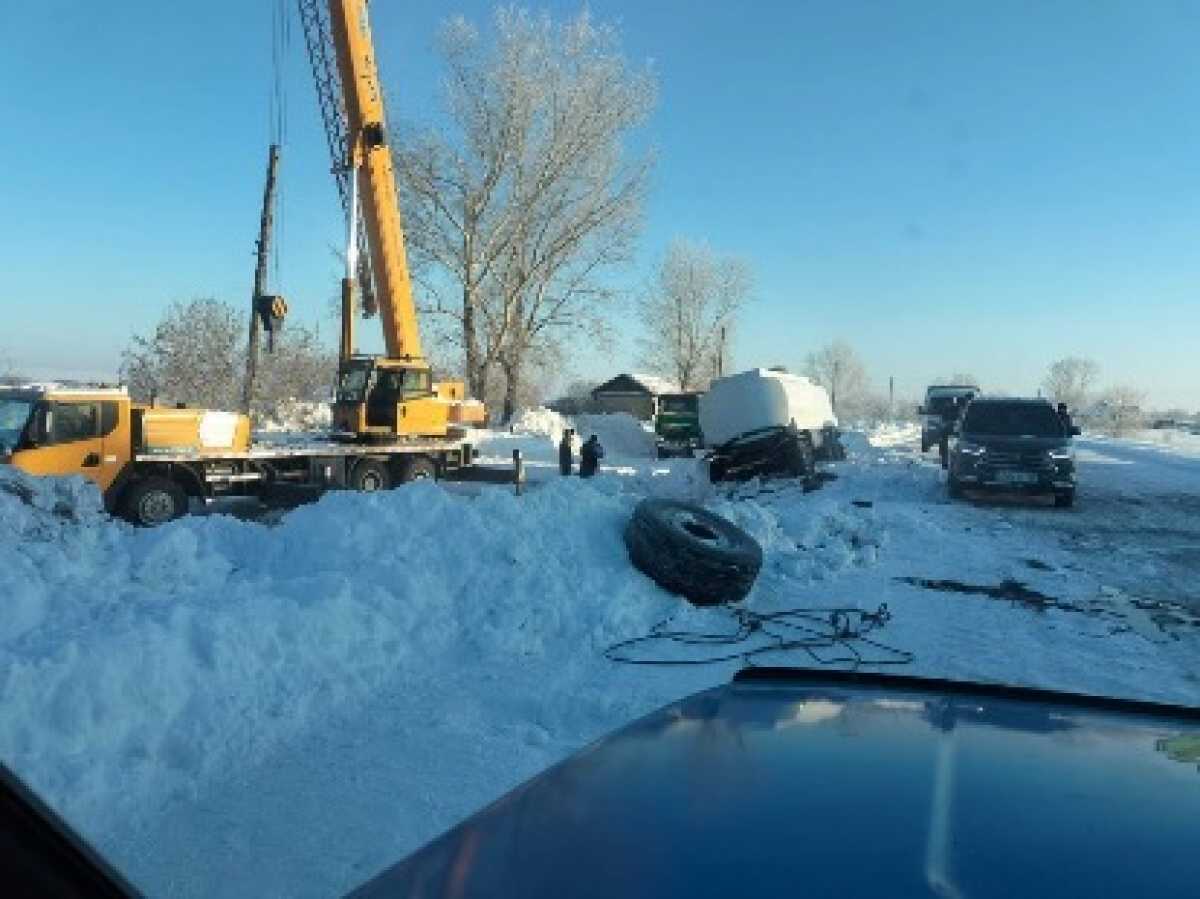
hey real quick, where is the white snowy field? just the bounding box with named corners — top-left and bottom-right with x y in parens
top-left (2, 414), bottom-right (1199, 897)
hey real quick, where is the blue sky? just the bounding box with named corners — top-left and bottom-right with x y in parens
top-left (3, 1), bottom-right (1199, 408)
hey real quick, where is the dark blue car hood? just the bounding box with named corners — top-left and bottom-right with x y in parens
top-left (350, 670), bottom-right (1200, 898)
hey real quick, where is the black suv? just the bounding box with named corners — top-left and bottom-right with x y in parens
top-left (948, 397), bottom-right (1080, 507)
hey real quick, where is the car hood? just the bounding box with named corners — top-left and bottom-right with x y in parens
top-left (349, 671), bottom-right (1200, 899)
top-left (959, 433), bottom-right (1068, 452)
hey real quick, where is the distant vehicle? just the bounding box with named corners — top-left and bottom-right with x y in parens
top-left (947, 397), bottom-right (1080, 507)
top-left (653, 392), bottom-right (703, 458)
top-left (919, 384), bottom-right (979, 454)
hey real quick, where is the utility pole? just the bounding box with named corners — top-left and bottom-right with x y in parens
top-left (889, 376), bottom-right (895, 420)
top-left (242, 144), bottom-right (282, 415)
top-left (716, 326), bottom-right (727, 379)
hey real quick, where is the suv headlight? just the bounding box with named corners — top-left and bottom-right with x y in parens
top-left (958, 441), bottom-right (987, 456)
top-left (1047, 448), bottom-right (1073, 462)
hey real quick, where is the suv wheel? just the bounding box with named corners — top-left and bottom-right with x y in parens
top-left (1054, 490), bottom-right (1075, 509)
top-left (947, 474), bottom-right (964, 499)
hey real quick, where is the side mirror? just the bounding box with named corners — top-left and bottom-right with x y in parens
top-left (1070, 425), bottom-right (1081, 437)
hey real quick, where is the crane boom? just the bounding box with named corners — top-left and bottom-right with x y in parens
top-left (328, 0), bottom-right (423, 362)
top-left (296, 0), bottom-right (377, 316)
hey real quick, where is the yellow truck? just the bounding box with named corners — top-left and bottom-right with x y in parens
top-left (0, 385), bottom-right (474, 526)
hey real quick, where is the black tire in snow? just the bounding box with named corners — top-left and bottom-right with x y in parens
top-left (624, 498), bottom-right (763, 606)
top-left (947, 474), bottom-right (964, 499)
top-left (1054, 490), bottom-right (1075, 509)
top-left (121, 477), bottom-right (187, 527)
top-left (396, 454), bottom-right (437, 483)
top-left (350, 458), bottom-right (391, 492)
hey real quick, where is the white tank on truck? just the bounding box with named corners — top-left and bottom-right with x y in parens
top-left (699, 369), bottom-right (843, 482)
top-left (700, 368), bottom-right (837, 445)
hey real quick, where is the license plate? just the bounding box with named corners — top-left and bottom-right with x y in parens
top-left (994, 469), bottom-right (1038, 485)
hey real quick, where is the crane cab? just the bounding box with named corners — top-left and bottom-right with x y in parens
top-left (333, 355), bottom-right (450, 439)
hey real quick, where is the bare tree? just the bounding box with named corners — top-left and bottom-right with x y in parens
top-left (637, 240), bottom-right (752, 391)
top-left (121, 298), bottom-right (335, 424)
top-left (803, 340), bottom-right (868, 415)
top-left (396, 7), bottom-right (655, 419)
top-left (1043, 357), bottom-right (1099, 410)
top-left (0, 350), bottom-right (22, 386)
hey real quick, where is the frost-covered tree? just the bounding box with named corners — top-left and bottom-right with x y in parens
top-left (121, 298), bottom-right (242, 411)
top-left (1042, 357), bottom-right (1099, 410)
top-left (637, 240), bottom-right (752, 391)
top-left (803, 340), bottom-right (868, 415)
top-left (121, 298), bottom-right (334, 423)
top-left (937, 371), bottom-right (979, 386)
top-left (1092, 385), bottom-right (1146, 436)
top-left (396, 7), bottom-right (655, 419)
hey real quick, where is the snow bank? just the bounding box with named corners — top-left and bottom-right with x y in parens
top-left (867, 422), bottom-right (921, 449)
top-left (477, 407), bottom-right (655, 461)
top-left (0, 477), bottom-right (680, 854)
top-left (4, 427), bottom-right (1199, 897)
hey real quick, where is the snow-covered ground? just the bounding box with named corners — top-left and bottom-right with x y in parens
top-left (2, 415), bottom-right (1198, 897)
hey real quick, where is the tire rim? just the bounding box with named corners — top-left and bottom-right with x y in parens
top-left (360, 470), bottom-right (384, 491)
top-left (412, 468), bottom-right (431, 480)
top-left (672, 511), bottom-right (731, 550)
top-left (139, 490), bottom-right (176, 525)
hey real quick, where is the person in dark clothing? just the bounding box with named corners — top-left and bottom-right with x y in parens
top-left (558, 429), bottom-right (574, 476)
top-left (579, 434), bottom-right (604, 478)
top-left (939, 396), bottom-right (964, 469)
top-left (1057, 403), bottom-right (1074, 434)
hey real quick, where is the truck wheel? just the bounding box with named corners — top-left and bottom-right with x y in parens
top-left (397, 455), bottom-right (436, 483)
top-left (624, 499), bottom-right (763, 606)
top-left (1054, 490), bottom-right (1075, 509)
top-left (947, 474), bottom-right (964, 499)
top-left (351, 459), bottom-right (391, 492)
top-left (122, 477), bottom-right (187, 527)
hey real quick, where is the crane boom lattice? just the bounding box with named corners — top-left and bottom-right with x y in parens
top-left (296, 0), bottom-right (377, 315)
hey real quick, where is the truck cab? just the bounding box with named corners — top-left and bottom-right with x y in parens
top-left (654, 392), bottom-right (703, 458)
top-left (1, 387), bottom-right (133, 501)
top-left (333, 356), bottom-right (449, 439)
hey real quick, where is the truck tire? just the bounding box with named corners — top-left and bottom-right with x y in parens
top-left (624, 499), bottom-right (763, 606)
top-left (1054, 489), bottom-right (1075, 509)
top-left (397, 455), bottom-right (436, 483)
top-left (121, 477), bottom-right (187, 527)
top-left (350, 458), bottom-right (391, 492)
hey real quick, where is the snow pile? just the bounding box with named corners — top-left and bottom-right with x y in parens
top-left (571, 412), bottom-right (656, 458)
top-left (0, 478), bottom-right (681, 863)
top-left (256, 399), bottom-right (332, 433)
top-left (509, 406), bottom-right (572, 445)
top-left (0, 467), bottom-right (107, 534)
top-left (477, 408), bottom-right (656, 463)
top-left (4, 428), bottom-right (1200, 897)
top-left (867, 422), bottom-right (921, 449)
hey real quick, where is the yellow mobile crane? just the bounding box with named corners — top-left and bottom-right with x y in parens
top-left (299, 0), bottom-right (483, 440)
